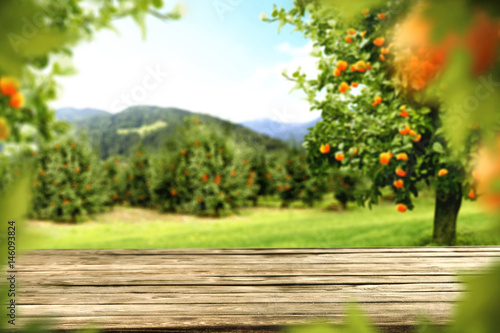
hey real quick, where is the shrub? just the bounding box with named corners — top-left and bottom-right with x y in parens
top-left (30, 137), bottom-right (107, 222)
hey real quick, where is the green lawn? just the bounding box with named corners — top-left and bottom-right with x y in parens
top-left (22, 196), bottom-right (500, 249)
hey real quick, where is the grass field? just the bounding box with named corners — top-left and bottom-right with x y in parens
top-left (22, 196), bottom-right (500, 250)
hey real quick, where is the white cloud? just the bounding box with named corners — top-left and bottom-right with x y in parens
top-left (51, 30), bottom-right (321, 124)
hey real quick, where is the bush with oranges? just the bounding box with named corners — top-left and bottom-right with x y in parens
top-left (266, 1), bottom-right (481, 244)
top-left (245, 148), bottom-right (280, 206)
top-left (30, 137), bottom-right (107, 222)
top-left (152, 118), bottom-right (257, 216)
top-left (273, 148), bottom-right (328, 207)
top-left (102, 155), bottom-right (126, 207)
top-left (119, 145), bottom-right (153, 208)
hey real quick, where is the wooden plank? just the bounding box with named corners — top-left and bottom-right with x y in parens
top-left (18, 302), bottom-right (455, 317)
top-left (17, 282), bottom-right (465, 294)
top-left (18, 274), bottom-right (463, 286)
top-left (18, 291), bottom-right (462, 305)
top-left (17, 256), bottom-right (500, 267)
top-left (13, 314), bottom-right (452, 331)
top-left (13, 262), bottom-right (497, 272)
top-left (14, 247), bottom-right (500, 332)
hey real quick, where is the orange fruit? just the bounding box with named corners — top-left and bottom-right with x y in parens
top-left (337, 60), bottom-right (349, 71)
top-left (319, 144), bottom-right (331, 154)
top-left (339, 82), bottom-right (350, 93)
top-left (397, 153), bottom-right (408, 161)
top-left (396, 204), bottom-right (407, 212)
top-left (438, 169), bottom-right (448, 177)
top-left (399, 125), bottom-right (411, 135)
top-left (393, 179), bottom-right (404, 188)
top-left (0, 77), bottom-right (18, 96)
top-left (9, 92), bottom-right (24, 109)
top-left (395, 168), bottom-right (407, 177)
top-left (372, 96), bottom-right (382, 106)
top-left (373, 37), bottom-right (385, 47)
top-left (380, 152), bottom-right (392, 165)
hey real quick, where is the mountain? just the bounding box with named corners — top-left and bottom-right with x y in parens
top-left (241, 118), bottom-right (321, 143)
top-left (67, 106), bottom-right (289, 159)
top-left (56, 108), bottom-right (110, 122)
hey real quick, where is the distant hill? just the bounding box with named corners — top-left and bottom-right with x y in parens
top-left (241, 118), bottom-right (320, 143)
top-left (66, 106), bottom-right (289, 159)
top-left (56, 107), bottom-right (110, 122)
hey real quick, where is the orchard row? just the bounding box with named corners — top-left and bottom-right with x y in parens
top-left (1, 119), bottom-right (357, 222)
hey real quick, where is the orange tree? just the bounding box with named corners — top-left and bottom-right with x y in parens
top-left (31, 136), bottom-right (107, 222)
top-left (265, 1), bottom-right (479, 244)
top-left (246, 148), bottom-right (280, 206)
top-left (102, 155), bottom-right (124, 207)
top-left (120, 145), bottom-right (153, 207)
top-left (152, 118), bottom-right (257, 216)
top-left (328, 168), bottom-right (360, 210)
top-left (274, 147), bottom-right (328, 207)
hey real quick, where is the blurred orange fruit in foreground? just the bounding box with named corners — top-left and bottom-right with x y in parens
top-left (466, 11), bottom-right (500, 75)
top-left (9, 92), bottom-right (24, 108)
top-left (0, 77), bottom-right (18, 96)
top-left (392, 4), bottom-right (499, 92)
top-left (392, 4), bottom-right (457, 91)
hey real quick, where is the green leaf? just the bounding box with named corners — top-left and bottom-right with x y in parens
top-left (432, 142), bottom-right (444, 153)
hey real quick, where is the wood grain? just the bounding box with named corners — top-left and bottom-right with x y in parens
top-left (13, 247), bottom-right (500, 332)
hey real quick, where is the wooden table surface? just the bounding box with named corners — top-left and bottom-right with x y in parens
top-left (16, 247), bottom-right (500, 332)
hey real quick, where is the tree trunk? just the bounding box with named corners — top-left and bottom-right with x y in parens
top-left (433, 184), bottom-right (462, 245)
top-left (340, 200), bottom-right (347, 210)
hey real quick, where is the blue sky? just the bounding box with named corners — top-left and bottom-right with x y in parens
top-left (51, 0), bottom-right (321, 123)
